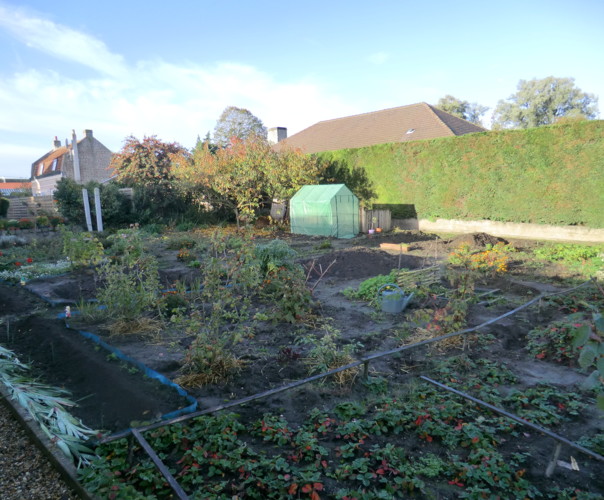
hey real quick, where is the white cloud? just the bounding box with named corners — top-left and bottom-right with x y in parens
top-left (0, 49), bottom-right (356, 177)
top-left (0, 5), bottom-right (127, 77)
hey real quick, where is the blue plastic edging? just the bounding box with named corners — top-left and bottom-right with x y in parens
top-left (57, 313), bottom-right (198, 423)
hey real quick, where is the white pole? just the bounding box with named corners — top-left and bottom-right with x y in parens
top-left (72, 130), bottom-right (81, 183)
top-left (93, 187), bottom-right (103, 232)
top-left (82, 188), bottom-right (93, 231)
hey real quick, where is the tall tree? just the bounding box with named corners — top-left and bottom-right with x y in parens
top-left (435, 95), bottom-right (488, 125)
top-left (492, 76), bottom-right (599, 129)
top-left (110, 136), bottom-right (190, 221)
top-left (173, 137), bottom-right (321, 226)
top-left (213, 106), bottom-right (267, 148)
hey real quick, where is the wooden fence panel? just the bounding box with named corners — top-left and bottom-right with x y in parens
top-left (360, 209), bottom-right (392, 233)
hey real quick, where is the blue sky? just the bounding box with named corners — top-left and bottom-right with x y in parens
top-left (1, 0), bottom-right (603, 178)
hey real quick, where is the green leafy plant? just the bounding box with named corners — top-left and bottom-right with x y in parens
top-left (36, 215), bottom-right (49, 227)
top-left (60, 227), bottom-right (105, 267)
top-left (572, 311), bottom-right (604, 409)
top-left (534, 243), bottom-right (604, 277)
top-left (0, 196), bottom-right (9, 217)
top-left (526, 314), bottom-right (587, 363)
top-left (261, 263), bottom-right (314, 323)
top-left (343, 270), bottom-right (398, 305)
top-left (176, 334), bottom-right (243, 388)
top-left (104, 229), bottom-right (146, 266)
top-left (97, 254), bottom-right (160, 321)
top-left (504, 385), bottom-right (584, 425)
top-left (303, 332), bottom-right (361, 387)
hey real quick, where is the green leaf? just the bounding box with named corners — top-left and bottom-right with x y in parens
top-left (594, 314), bottom-right (604, 334)
top-left (579, 345), bottom-right (597, 369)
top-left (581, 370), bottom-right (600, 390)
top-left (597, 355), bottom-right (604, 375)
top-left (572, 325), bottom-right (591, 349)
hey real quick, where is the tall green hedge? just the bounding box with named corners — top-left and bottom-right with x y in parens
top-left (317, 120), bottom-right (604, 227)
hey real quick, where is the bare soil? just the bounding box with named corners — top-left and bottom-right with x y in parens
top-left (2, 229), bottom-right (603, 496)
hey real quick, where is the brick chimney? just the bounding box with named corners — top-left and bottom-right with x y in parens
top-left (84, 129), bottom-right (93, 139)
top-left (53, 136), bottom-right (61, 149)
top-left (268, 127), bottom-right (287, 144)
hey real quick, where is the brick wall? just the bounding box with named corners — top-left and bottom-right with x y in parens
top-left (77, 132), bottom-right (114, 183)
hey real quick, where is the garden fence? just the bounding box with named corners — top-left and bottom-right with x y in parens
top-left (360, 208), bottom-right (391, 233)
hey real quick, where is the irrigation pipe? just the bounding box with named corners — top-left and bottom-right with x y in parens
top-left (100, 279), bottom-right (594, 444)
top-left (131, 429), bottom-right (190, 500)
top-left (420, 375), bottom-right (604, 463)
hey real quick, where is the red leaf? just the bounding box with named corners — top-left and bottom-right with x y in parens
top-left (288, 483), bottom-right (298, 495)
top-left (302, 484), bottom-right (313, 493)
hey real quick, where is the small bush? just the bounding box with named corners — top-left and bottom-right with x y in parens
top-left (176, 337), bottom-right (243, 388)
top-left (97, 254), bottom-right (160, 321)
top-left (140, 223), bottom-right (165, 235)
top-left (61, 228), bottom-right (104, 267)
top-left (36, 215), bottom-right (50, 227)
top-left (175, 221), bottom-right (197, 232)
top-left (448, 242), bottom-right (513, 275)
top-left (0, 197), bottom-right (9, 217)
top-left (49, 215), bottom-right (64, 228)
top-left (17, 218), bottom-right (34, 230)
top-left (304, 332), bottom-right (361, 387)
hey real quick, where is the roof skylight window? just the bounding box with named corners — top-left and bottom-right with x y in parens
top-left (406, 128), bottom-right (415, 134)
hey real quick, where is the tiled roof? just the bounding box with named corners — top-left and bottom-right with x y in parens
top-left (31, 146), bottom-right (69, 178)
top-left (276, 102), bottom-right (486, 153)
top-left (0, 181), bottom-right (31, 195)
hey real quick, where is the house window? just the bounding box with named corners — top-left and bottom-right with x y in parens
top-left (51, 158), bottom-right (58, 171)
top-left (38, 162), bottom-right (44, 176)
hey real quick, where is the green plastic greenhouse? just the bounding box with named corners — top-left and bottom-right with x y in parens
top-left (289, 184), bottom-right (359, 239)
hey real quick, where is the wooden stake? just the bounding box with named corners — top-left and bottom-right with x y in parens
top-left (545, 442), bottom-right (562, 478)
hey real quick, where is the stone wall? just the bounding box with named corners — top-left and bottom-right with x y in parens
top-left (394, 218), bottom-right (604, 243)
top-left (6, 196), bottom-right (58, 220)
top-left (76, 130), bottom-right (114, 183)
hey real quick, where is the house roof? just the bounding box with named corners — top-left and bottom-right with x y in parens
top-left (276, 102), bottom-right (486, 153)
top-left (0, 181), bottom-right (31, 195)
top-left (31, 146), bottom-right (69, 178)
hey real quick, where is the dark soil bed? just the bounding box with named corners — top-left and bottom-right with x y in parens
top-left (2, 298), bottom-right (191, 432)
